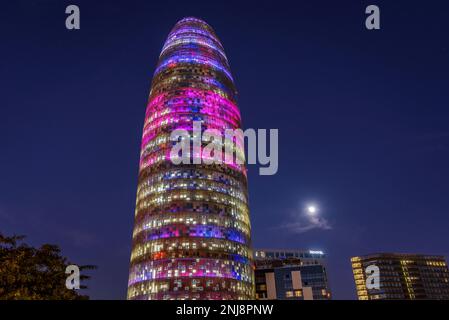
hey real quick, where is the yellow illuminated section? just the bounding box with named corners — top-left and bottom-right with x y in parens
top-left (351, 256), bottom-right (369, 300)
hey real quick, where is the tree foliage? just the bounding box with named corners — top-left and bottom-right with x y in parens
top-left (0, 233), bottom-right (96, 300)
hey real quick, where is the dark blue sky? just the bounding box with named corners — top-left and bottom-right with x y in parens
top-left (1, 0), bottom-right (448, 299)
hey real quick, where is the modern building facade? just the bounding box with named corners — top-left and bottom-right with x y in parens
top-left (127, 17), bottom-right (254, 300)
top-left (254, 249), bottom-right (331, 300)
top-left (351, 253), bottom-right (449, 300)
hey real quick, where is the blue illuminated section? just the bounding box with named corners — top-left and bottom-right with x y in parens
top-left (161, 36), bottom-right (227, 60)
top-left (145, 225), bottom-right (247, 244)
top-left (154, 55), bottom-right (233, 81)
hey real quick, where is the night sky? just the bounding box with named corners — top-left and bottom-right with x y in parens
top-left (1, 0), bottom-right (449, 299)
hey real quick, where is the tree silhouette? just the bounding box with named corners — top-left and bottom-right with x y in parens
top-left (0, 233), bottom-right (96, 300)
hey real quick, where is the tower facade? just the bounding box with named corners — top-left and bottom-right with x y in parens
top-left (127, 17), bottom-right (255, 300)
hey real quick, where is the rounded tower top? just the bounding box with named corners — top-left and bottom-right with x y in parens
top-left (164, 16), bottom-right (224, 50)
top-left (153, 16), bottom-right (236, 101)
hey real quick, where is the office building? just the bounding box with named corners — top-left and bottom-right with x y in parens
top-left (254, 249), bottom-right (331, 300)
top-left (351, 253), bottom-right (449, 300)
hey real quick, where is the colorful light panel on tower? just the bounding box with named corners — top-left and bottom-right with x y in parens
top-left (127, 17), bottom-right (255, 300)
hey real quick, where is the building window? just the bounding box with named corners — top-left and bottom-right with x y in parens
top-left (258, 284), bottom-right (267, 291)
top-left (294, 290), bottom-right (303, 297)
top-left (285, 291), bottom-right (294, 298)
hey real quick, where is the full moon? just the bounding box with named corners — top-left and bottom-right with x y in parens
top-left (307, 205), bottom-right (317, 214)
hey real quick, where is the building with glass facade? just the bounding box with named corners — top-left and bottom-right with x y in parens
top-left (351, 253), bottom-right (449, 300)
top-left (254, 249), bottom-right (331, 300)
top-left (127, 17), bottom-right (254, 300)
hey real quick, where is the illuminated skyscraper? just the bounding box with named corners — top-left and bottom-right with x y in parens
top-left (127, 17), bottom-right (254, 300)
